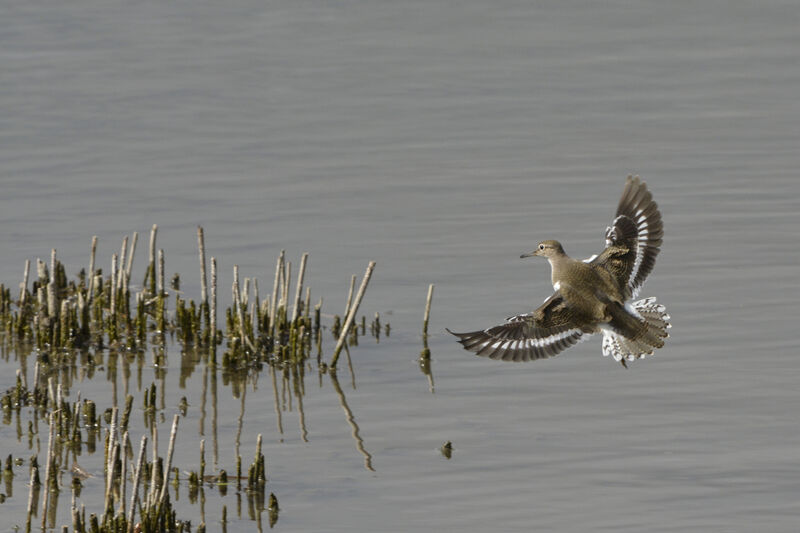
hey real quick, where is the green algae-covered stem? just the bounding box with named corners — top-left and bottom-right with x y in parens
top-left (330, 261), bottom-right (376, 369)
top-left (127, 435), bottom-right (148, 533)
top-left (423, 283), bottom-right (434, 337)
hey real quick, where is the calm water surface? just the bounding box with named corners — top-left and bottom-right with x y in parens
top-left (1, 1), bottom-right (799, 531)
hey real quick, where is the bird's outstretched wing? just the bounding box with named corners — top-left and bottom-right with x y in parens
top-left (447, 293), bottom-right (589, 362)
top-left (590, 175), bottom-right (663, 299)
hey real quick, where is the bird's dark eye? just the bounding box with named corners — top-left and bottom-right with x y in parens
top-left (538, 244), bottom-right (545, 250)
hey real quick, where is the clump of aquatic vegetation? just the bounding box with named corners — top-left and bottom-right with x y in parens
top-left (0, 226), bottom-right (391, 532)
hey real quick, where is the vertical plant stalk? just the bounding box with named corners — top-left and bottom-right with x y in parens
top-left (291, 253), bottom-right (309, 324)
top-left (158, 249), bottom-right (165, 332)
top-left (198, 226), bottom-right (209, 337)
top-left (125, 231), bottom-right (138, 285)
top-left (103, 442), bottom-right (119, 516)
top-left (118, 430), bottom-right (129, 516)
top-left (87, 236), bottom-right (98, 305)
top-left (233, 266), bottom-right (255, 351)
top-left (127, 435), bottom-right (148, 533)
top-left (110, 253), bottom-right (118, 329)
top-left (20, 259), bottom-right (30, 306)
top-left (423, 284), bottom-right (434, 337)
top-left (331, 261), bottom-right (376, 368)
top-left (41, 411), bottom-right (56, 530)
top-left (118, 236), bottom-right (128, 291)
top-left (210, 257), bottom-right (217, 346)
top-left (159, 414), bottom-right (180, 504)
top-left (149, 225), bottom-right (158, 293)
top-left (343, 275), bottom-right (356, 318)
top-left (270, 251), bottom-right (285, 336)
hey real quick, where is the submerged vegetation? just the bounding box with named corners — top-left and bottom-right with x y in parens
top-left (0, 226), bottom-right (403, 532)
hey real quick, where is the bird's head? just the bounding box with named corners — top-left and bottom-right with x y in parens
top-left (520, 240), bottom-right (565, 259)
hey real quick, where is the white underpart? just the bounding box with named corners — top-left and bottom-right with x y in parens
top-left (601, 297), bottom-right (669, 362)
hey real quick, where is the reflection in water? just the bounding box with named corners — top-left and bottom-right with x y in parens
top-left (329, 369), bottom-right (375, 472)
top-left (269, 364), bottom-right (284, 439)
top-left (0, 247), bottom-right (386, 530)
top-left (419, 332), bottom-right (435, 394)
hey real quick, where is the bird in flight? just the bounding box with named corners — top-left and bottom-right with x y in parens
top-left (447, 175), bottom-right (670, 367)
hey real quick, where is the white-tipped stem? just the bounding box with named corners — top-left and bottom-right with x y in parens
top-left (149, 224), bottom-right (158, 272)
top-left (110, 253), bottom-right (118, 321)
top-left (270, 251), bottom-right (284, 335)
top-left (125, 232), bottom-right (138, 284)
top-left (118, 236), bottom-right (128, 291)
top-left (37, 258), bottom-right (47, 285)
top-left (87, 236), bottom-right (98, 305)
top-left (242, 277), bottom-right (250, 309)
top-left (291, 253), bottom-right (309, 324)
top-left (232, 265), bottom-right (240, 315)
top-left (197, 226), bottom-right (208, 306)
top-left (423, 284), bottom-right (435, 337)
top-left (158, 414), bottom-right (180, 505)
top-left (282, 262), bottom-right (291, 315)
top-left (127, 435), bottom-right (148, 533)
top-left (210, 257), bottom-right (217, 345)
top-left (233, 267), bottom-right (256, 352)
top-left (331, 261), bottom-right (376, 368)
top-left (344, 275), bottom-right (356, 318)
top-left (47, 280), bottom-right (57, 319)
top-left (20, 259), bottom-right (30, 306)
top-left (50, 249), bottom-right (57, 286)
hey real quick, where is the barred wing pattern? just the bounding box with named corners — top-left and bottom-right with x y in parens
top-left (592, 175), bottom-right (663, 299)
top-left (447, 293), bottom-right (588, 362)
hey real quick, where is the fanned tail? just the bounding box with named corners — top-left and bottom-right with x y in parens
top-left (602, 297), bottom-right (670, 364)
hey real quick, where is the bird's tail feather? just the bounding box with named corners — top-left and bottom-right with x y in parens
top-left (602, 297), bottom-right (670, 363)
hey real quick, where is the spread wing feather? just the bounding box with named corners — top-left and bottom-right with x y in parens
top-left (447, 292), bottom-right (590, 362)
top-left (591, 175), bottom-right (663, 299)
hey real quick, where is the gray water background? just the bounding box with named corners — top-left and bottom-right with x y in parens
top-left (1, 1), bottom-right (799, 531)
